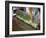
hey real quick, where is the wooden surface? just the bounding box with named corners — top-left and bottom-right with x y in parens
top-left (12, 16), bottom-right (40, 31)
